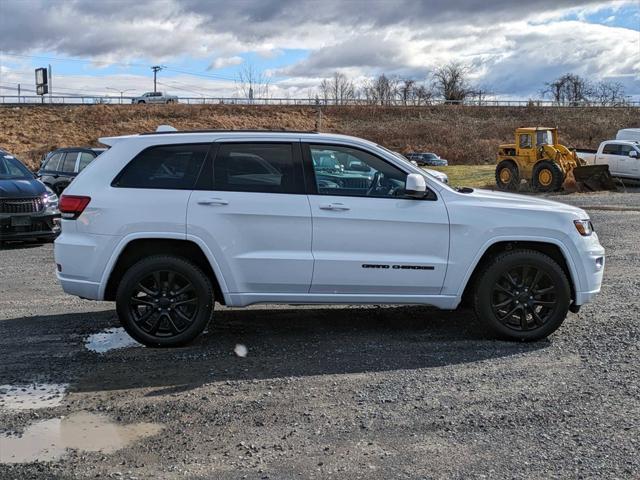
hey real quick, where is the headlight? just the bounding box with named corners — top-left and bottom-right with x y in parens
top-left (574, 219), bottom-right (593, 236)
top-left (42, 187), bottom-right (59, 211)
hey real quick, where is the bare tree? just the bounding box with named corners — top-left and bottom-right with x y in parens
top-left (318, 72), bottom-right (355, 105)
top-left (414, 84), bottom-right (434, 105)
top-left (399, 79), bottom-right (415, 105)
top-left (362, 74), bottom-right (399, 105)
top-left (543, 73), bottom-right (593, 106)
top-left (236, 63), bottom-right (271, 101)
top-left (432, 62), bottom-right (473, 102)
top-left (593, 80), bottom-right (627, 106)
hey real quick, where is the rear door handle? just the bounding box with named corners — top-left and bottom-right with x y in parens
top-left (319, 203), bottom-right (350, 211)
top-left (197, 197), bottom-right (229, 206)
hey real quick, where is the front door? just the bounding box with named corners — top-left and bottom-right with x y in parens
top-left (304, 143), bottom-right (449, 295)
top-left (187, 142), bottom-right (313, 294)
top-left (617, 144), bottom-right (640, 178)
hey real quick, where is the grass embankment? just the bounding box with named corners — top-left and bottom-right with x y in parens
top-left (0, 104), bottom-right (637, 170)
top-left (429, 165), bottom-right (496, 188)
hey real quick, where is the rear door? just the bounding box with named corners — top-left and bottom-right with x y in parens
top-left (187, 141), bottom-right (313, 294)
top-left (304, 143), bottom-right (449, 295)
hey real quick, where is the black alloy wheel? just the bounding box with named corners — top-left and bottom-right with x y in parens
top-left (116, 255), bottom-right (213, 347)
top-left (473, 249), bottom-right (571, 341)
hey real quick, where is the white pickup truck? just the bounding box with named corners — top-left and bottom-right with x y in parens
top-left (576, 140), bottom-right (640, 180)
top-left (132, 91), bottom-right (178, 104)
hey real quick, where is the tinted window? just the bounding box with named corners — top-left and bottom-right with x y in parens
top-left (78, 152), bottom-right (94, 172)
top-left (61, 152), bottom-right (78, 173)
top-left (114, 144), bottom-right (209, 189)
top-left (309, 144), bottom-right (407, 198)
top-left (44, 152), bottom-right (63, 171)
top-left (602, 144), bottom-right (620, 155)
top-left (213, 143), bottom-right (302, 194)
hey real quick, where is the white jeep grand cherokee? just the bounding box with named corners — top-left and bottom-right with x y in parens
top-left (54, 130), bottom-right (605, 347)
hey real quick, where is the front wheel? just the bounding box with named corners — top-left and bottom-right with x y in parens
top-left (532, 160), bottom-right (564, 192)
top-left (116, 255), bottom-right (214, 347)
top-left (473, 249), bottom-right (571, 341)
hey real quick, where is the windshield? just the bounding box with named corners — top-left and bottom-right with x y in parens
top-left (0, 153), bottom-right (33, 179)
top-left (536, 130), bottom-right (553, 146)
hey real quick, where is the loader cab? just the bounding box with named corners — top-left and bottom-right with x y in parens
top-left (515, 127), bottom-right (557, 160)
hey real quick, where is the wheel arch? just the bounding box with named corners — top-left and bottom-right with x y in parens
top-left (102, 236), bottom-right (228, 304)
top-left (460, 239), bottom-right (578, 307)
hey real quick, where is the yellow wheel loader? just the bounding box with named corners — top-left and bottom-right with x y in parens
top-left (495, 127), bottom-right (615, 192)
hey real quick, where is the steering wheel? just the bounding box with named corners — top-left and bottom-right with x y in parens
top-left (366, 171), bottom-right (382, 196)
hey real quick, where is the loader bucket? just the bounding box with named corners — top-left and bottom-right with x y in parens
top-left (571, 165), bottom-right (617, 192)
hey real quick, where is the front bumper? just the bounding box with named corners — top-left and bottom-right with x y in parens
top-left (0, 212), bottom-right (60, 241)
top-left (573, 240), bottom-right (605, 306)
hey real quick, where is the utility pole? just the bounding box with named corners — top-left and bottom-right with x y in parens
top-left (151, 66), bottom-right (163, 93)
top-left (17, 84), bottom-right (20, 103)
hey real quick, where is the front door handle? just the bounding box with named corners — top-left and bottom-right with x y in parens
top-left (319, 203), bottom-right (350, 211)
top-left (197, 197), bottom-right (229, 206)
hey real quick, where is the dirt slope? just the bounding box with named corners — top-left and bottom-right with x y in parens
top-left (0, 104), bottom-right (637, 169)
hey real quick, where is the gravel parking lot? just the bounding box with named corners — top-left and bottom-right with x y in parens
top-left (1, 191), bottom-right (639, 479)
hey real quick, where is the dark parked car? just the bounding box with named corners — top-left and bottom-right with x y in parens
top-left (38, 147), bottom-right (105, 194)
top-left (405, 152), bottom-right (448, 166)
top-left (0, 149), bottom-right (60, 244)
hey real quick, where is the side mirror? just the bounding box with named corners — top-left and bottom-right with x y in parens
top-left (405, 173), bottom-right (427, 198)
top-left (629, 150), bottom-right (638, 158)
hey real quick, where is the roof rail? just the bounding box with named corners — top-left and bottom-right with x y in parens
top-left (140, 129), bottom-right (319, 136)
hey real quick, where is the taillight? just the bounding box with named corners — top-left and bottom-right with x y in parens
top-left (59, 195), bottom-right (91, 219)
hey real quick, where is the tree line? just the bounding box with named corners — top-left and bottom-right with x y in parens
top-left (311, 62), bottom-right (629, 106)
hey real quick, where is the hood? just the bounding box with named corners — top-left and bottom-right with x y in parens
top-left (0, 178), bottom-right (46, 198)
top-left (463, 188), bottom-right (588, 217)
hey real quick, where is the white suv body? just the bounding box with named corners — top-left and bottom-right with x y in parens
top-left (55, 130), bottom-right (604, 346)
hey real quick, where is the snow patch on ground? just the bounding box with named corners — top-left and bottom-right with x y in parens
top-left (85, 327), bottom-right (142, 353)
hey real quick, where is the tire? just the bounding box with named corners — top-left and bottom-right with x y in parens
top-left (495, 160), bottom-right (519, 190)
top-left (473, 249), bottom-right (571, 341)
top-left (532, 160), bottom-right (564, 192)
top-left (116, 255), bottom-right (214, 347)
top-left (137, 100), bottom-right (145, 104)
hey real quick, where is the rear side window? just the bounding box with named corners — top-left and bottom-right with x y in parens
top-left (77, 152), bottom-right (95, 172)
top-left (602, 144), bottom-right (620, 155)
top-left (114, 144), bottom-right (209, 190)
top-left (61, 152), bottom-right (78, 173)
top-left (212, 143), bottom-right (303, 194)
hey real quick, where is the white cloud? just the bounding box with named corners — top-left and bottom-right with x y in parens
top-left (210, 56), bottom-right (244, 69)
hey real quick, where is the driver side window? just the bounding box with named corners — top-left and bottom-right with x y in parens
top-left (308, 144), bottom-right (407, 198)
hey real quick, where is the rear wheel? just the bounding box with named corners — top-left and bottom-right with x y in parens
top-left (473, 249), bottom-right (571, 341)
top-left (495, 160), bottom-right (519, 190)
top-left (116, 255), bottom-right (213, 347)
top-left (532, 160), bottom-right (564, 192)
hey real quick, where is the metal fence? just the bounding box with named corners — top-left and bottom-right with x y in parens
top-left (0, 94), bottom-right (638, 107)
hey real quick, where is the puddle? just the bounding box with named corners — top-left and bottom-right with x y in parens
top-left (0, 383), bottom-right (68, 410)
top-left (0, 412), bottom-right (163, 464)
top-left (85, 327), bottom-right (142, 353)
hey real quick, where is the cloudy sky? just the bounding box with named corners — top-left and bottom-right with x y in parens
top-left (0, 0), bottom-right (638, 100)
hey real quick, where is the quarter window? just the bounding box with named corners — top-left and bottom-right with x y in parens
top-left (77, 152), bottom-right (95, 172)
top-left (308, 144), bottom-right (407, 198)
top-left (213, 143), bottom-right (302, 194)
top-left (113, 144), bottom-right (209, 189)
